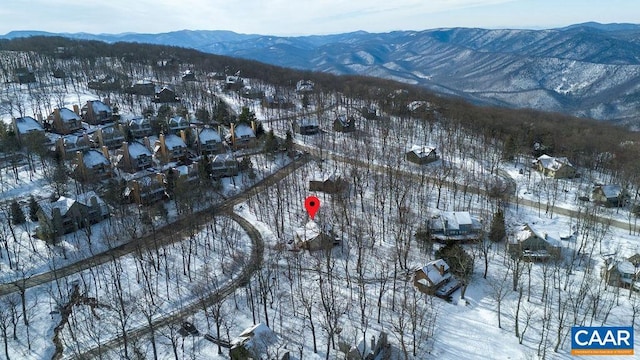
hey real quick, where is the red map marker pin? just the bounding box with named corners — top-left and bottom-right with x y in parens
top-left (305, 196), bottom-right (320, 220)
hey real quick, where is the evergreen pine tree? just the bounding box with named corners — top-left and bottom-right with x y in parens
top-left (28, 195), bottom-right (39, 221)
top-left (489, 210), bottom-right (506, 242)
top-left (11, 200), bottom-right (26, 225)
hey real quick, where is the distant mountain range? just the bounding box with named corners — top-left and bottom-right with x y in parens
top-left (4, 22), bottom-right (640, 124)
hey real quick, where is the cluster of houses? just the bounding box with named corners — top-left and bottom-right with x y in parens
top-left (10, 96), bottom-right (262, 239)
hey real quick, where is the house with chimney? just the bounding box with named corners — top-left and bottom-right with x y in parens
top-left (72, 149), bottom-right (112, 182)
top-left (196, 127), bottom-right (223, 154)
top-left (81, 100), bottom-right (113, 125)
top-left (12, 116), bottom-right (45, 145)
top-left (507, 223), bottom-right (566, 261)
top-left (47, 107), bottom-right (83, 134)
top-left (128, 117), bottom-right (153, 138)
top-left (413, 258), bottom-right (461, 298)
top-left (116, 140), bottom-right (154, 173)
top-left (294, 221), bottom-right (339, 252)
top-left (533, 154), bottom-right (577, 179)
top-left (92, 125), bottom-right (125, 149)
top-left (227, 123), bottom-right (256, 149)
top-left (36, 191), bottom-right (110, 240)
top-left (56, 134), bottom-right (91, 159)
top-left (123, 170), bottom-right (167, 205)
top-left (406, 145), bottom-right (438, 165)
top-left (154, 133), bottom-right (188, 163)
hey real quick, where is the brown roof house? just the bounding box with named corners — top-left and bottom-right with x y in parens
top-left (81, 100), bottom-right (113, 125)
top-left (533, 154), bottom-right (577, 179)
top-left (309, 175), bottom-right (349, 194)
top-left (414, 258), bottom-right (461, 299)
top-left (72, 148), bottom-right (112, 182)
top-left (293, 117), bottom-right (320, 135)
top-left (592, 184), bottom-right (630, 208)
top-left (36, 191), bottom-right (110, 240)
top-left (406, 145), bottom-right (438, 165)
top-left (116, 140), bottom-right (154, 173)
top-left (602, 258), bottom-right (640, 291)
top-left (47, 107), bottom-right (83, 135)
top-left (507, 223), bottom-right (565, 262)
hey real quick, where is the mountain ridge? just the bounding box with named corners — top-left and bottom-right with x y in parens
top-left (3, 22), bottom-right (640, 124)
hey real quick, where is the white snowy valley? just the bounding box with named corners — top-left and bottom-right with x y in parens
top-left (0, 45), bottom-right (639, 360)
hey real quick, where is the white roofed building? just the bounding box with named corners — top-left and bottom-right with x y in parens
top-left (425, 210), bottom-right (482, 243)
top-left (533, 154), bottom-right (577, 179)
top-left (406, 145), bottom-right (438, 165)
top-left (36, 191), bottom-right (110, 240)
top-left (414, 258), bottom-right (461, 298)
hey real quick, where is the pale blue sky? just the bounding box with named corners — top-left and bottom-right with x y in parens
top-left (1, 0), bottom-right (638, 35)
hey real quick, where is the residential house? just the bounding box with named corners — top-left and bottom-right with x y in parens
top-left (182, 70), bottom-right (196, 81)
top-left (12, 116), bottom-right (45, 145)
top-left (47, 107), bottom-right (82, 134)
top-left (296, 80), bottom-right (314, 93)
top-left (167, 162), bottom-right (200, 187)
top-left (294, 118), bottom-right (320, 135)
top-left (116, 141), bottom-right (154, 173)
top-left (345, 331), bottom-right (389, 360)
top-left (56, 134), bottom-right (91, 159)
top-left (15, 67), bottom-right (36, 84)
top-left (406, 145), bottom-right (438, 165)
top-left (92, 125), bottom-right (125, 149)
top-left (294, 221), bottom-right (339, 251)
top-left (309, 175), bottom-right (349, 194)
top-left (153, 87), bottom-right (180, 103)
top-left (167, 116), bottom-right (190, 134)
top-left (128, 80), bottom-right (155, 95)
top-left (360, 106), bottom-right (378, 120)
top-left (154, 133), bottom-right (187, 163)
top-left (81, 100), bottom-right (113, 125)
top-left (414, 259), bottom-right (461, 298)
top-left (36, 191), bottom-right (110, 239)
top-left (333, 114), bottom-right (356, 132)
top-left (229, 323), bottom-right (287, 360)
top-left (123, 171), bottom-right (167, 205)
top-left (603, 258), bottom-right (639, 290)
top-left (592, 184), bottom-right (629, 207)
top-left (225, 75), bottom-right (243, 91)
top-left (533, 154), bottom-right (577, 179)
top-left (209, 153), bottom-right (239, 178)
top-left (73, 149), bottom-right (112, 182)
top-left (128, 117), bottom-right (153, 138)
top-left (228, 123), bottom-right (256, 149)
top-left (196, 127), bottom-right (223, 154)
top-left (508, 223), bottom-right (564, 261)
top-left (425, 210), bottom-right (483, 243)
top-left (263, 94), bottom-right (292, 109)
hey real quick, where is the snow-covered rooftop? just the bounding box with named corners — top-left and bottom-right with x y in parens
top-left (408, 144), bottom-right (436, 158)
top-left (536, 154), bottom-right (572, 171)
top-left (59, 108), bottom-right (81, 122)
top-left (419, 259), bottom-right (451, 288)
top-left (83, 150), bottom-right (109, 167)
top-left (14, 116), bottom-right (43, 134)
top-left (234, 124), bottom-right (255, 138)
top-left (128, 141), bottom-right (152, 159)
top-left (198, 128), bottom-right (221, 143)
